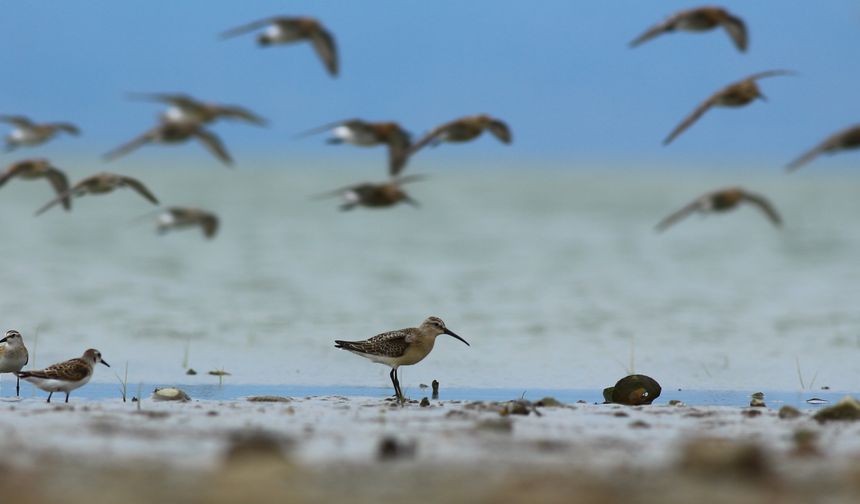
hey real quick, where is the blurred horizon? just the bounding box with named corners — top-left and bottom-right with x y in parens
top-left (2, 0), bottom-right (860, 171)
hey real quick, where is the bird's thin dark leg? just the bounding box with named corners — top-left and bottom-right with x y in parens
top-left (65, 392), bottom-right (70, 403)
top-left (389, 368), bottom-right (399, 400)
top-left (16, 375), bottom-right (20, 397)
top-left (47, 392), bottom-right (53, 403)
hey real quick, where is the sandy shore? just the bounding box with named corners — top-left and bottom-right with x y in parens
top-left (2, 394), bottom-right (860, 503)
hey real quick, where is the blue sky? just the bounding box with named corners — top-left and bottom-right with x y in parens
top-left (2, 1), bottom-right (860, 169)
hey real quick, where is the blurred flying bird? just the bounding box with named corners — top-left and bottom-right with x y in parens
top-left (35, 172), bottom-right (159, 216)
top-left (103, 121), bottom-right (232, 166)
top-left (316, 175), bottom-right (424, 211)
top-left (656, 187), bottom-right (782, 232)
top-left (299, 119), bottom-right (411, 176)
top-left (630, 6), bottom-right (748, 52)
top-left (787, 125), bottom-right (860, 172)
top-left (220, 16), bottom-right (338, 77)
top-left (155, 207), bottom-right (219, 239)
top-left (0, 115), bottom-right (80, 152)
top-left (663, 70), bottom-right (794, 145)
top-left (0, 159), bottom-right (71, 210)
top-left (128, 92), bottom-right (266, 127)
top-left (408, 114), bottom-right (511, 158)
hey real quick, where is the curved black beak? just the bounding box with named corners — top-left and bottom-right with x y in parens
top-left (0, 336), bottom-right (8, 344)
top-left (443, 328), bottom-right (469, 346)
top-left (101, 360), bottom-right (111, 368)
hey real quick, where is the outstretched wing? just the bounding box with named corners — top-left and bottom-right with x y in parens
top-left (629, 12), bottom-right (682, 48)
top-left (663, 94), bottom-right (718, 145)
top-left (310, 27), bottom-right (338, 76)
top-left (741, 191), bottom-right (782, 227)
top-left (407, 121), bottom-right (458, 157)
top-left (720, 14), bottom-right (748, 52)
top-left (785, 127), bottom-right (857, 172)
top-left (388, 137), bottom-right (411, 177)
top-left (655, 197), bottom-right (705, 232)
top-left (487, 119), bottom-right (512, 144)
top-left (103, 127), bottom-right (158, 161)
top-left (199, 214), bottom-right (219, 238)
top-left (192, 128), bottom-right (233, 166)
top-left (0, 115), bottom-right (35, 128)
top-left (219, 16), bottom-right (284, 39)
top-left (294, 119), bottom-right (360, 139)
top-left (51, 123), bottom-right (80, 135)
top-left (45, 168), bottom-right (72, 211)
top-left (34, 179), bottom-right (90, 216)
top-left (0, 161), bottom-right (32, 187)
top-left (119, 176), bottom-right (159, 205)
top-left (745, 69), bottom-right (796, 82)
top-left (215, 105), bottom-right (267, 126)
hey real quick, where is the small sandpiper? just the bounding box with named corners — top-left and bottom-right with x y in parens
top-left (104, 121), bottom-right (233, 166)
top-left (335, 316), bottom-right (469, 401)
top-left (299, 119), bottom-right (412, 176)
top-left (156, 207), bottom-right (219, 239)
top-left (786, 125), bottom-right (860, 172)
top-left (0, 115), bottom-right (80, 152)
top-left (220, 16), bottom-right (338, 77)
top-left (128, 92), bottom-right (267, 127)
top-left (630, 6), bottom-right (748, 52)
top-left (0, 159), bottom-right (72, 210)
top-left (0, 330), bottom-right (29, 397)
top-left (35, 172), bottom-right (159, 216)
top-left (656, 186), bottom-right (782, 232)
top-left (317, 175), bottom-right (423, 211)
top-left (663, 70), bottom-right (794, 145)
top-left (407, 114), bottom-right (511, 160)
top-left (19, 348), bottom-right (109, 403)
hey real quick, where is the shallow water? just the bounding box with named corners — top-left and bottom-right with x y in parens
top-left (1, 163), bottom-right (859, 392)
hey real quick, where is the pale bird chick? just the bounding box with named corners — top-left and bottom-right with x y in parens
top-left (128, 92), bottom-right (267, 127)
top-left (157, 207), bottom-right (219, 239)
top-left (630, 6), bottom-right (748, 52)
top-left (0, 330), bottom-right (29, 397)
top-left (787, 125), bottom-right (860, 172)
top-left (299, 119), bottom-right (412, 176)
top-left (19, 348), bottom-right (109, 403)
top-left (335, 317), bottom-right (469, 401)
top-left (663, 70), bottom-right (794, 145)
top-left (0, 115), bottom-right (80, 152)
top-left (656, 186), bottom-right (782, 232)
top-left (0, 159), bottom-right (72, 210)
top-left (220, 16), bottom-right (338, 77)
top-left (104, 121), bottom-right (233, 166)
top-left (35, 172), bottom-right (159, 216)
top-left (408, 114), bottom-right (512, 159)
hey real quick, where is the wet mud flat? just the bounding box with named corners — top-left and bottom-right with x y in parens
top-left (2, 395), bottom-right (860, 503)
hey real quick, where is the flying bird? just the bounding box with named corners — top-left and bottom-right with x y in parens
top-left (220, 16), bottom-right (338, 77)
top-left (103, 121), bottom-right (232, 166)
top-left (128, 92), bottom-right (266, 127)
top-left (656, 187), bottom-right (782, 232)
top-left (156, 207), bottom-right (219, 239)
top-left (316, 175), bottom-right (424, 211)
top-left (35, 172), bottom-right (159, 216)
top-left (0, 115), bottom-right (80, 151)
top-left (630, 6), bottom-right (748, 52)
top-left (18, 348), bottom-right (109, 403)
top-left (787, 125), bottom-right (860, 172)
top-left (299, 119), bottom-right (411, 176)
top-left (335, 316), bottom-right (469, 401)
top-left (0, 159), bottom-right (71, 210)
top-left (408, 114), bottom-right (511, 158)
top-left (663, 70), bottom-right (794, 145)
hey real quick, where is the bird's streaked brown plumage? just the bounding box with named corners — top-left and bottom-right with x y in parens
top-left (0, 159), bottom-right (72, 210)
top-left (103, 121), bottom-right (233, 166)
top-left (35, 172), bottom-right (159, 216)
top-left (317, 175), bottom-right (424, 211)
top-left (656, 186), bottom-right (782, 232)
top-left (128, 92), bottom-right (267, 127)
top-left (787, 125), bottom-right (860, 172)
top-left (300, 119), bottom-right (412, 176)
top-left (220, 16), bottom-right (338, 77)
top-left (0, 115), bottom-right (80, 151)
top-left (408, 114), bottom-right (512, 160)
top-left (663, 70), bottom-right (794, 145)
top-left (19, 348), bottom-right (109, 403)
top-left (630, 6), bottom-right (748, 52)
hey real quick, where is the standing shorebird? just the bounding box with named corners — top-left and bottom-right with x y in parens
top-left (35, 172), bottom-right (159, 216)
top-left (104, 121), bottom-right (233, 166)
top-left (335, 317), bottom-right (469, 401)
top-left (156, 207), bottom-right (219, 239)
top-left (786, 125), bottom-right (860, 172)
top-left (655, 187), bottom-right (782, 232)
top-left (299, 119), bottom-right (412, 176)
top-left (220, 16), bottom-right (338, 77)
top-left (0, 115), bottom-right (80, 152)
top-left (630, 6), bottom-right (748, 52)
top-left (19, 349), bottom-right (109, 403)
top-left (0, 159), bottom-right (71, 210)
top-left (408, 114), bottom-right (512, 159)
top-left (317, 175), bottom-right (423, 211)
top-left (663, 70), bottom-right (794, 145)
top-left (0, 330), bottom-right (29, 397)
top-left (128, 92), bottom-right (267, 127)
